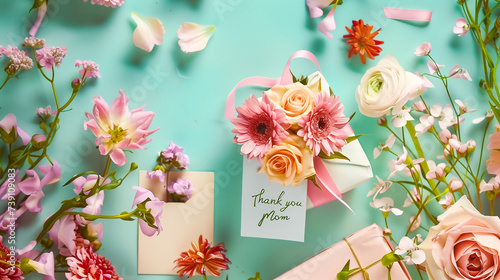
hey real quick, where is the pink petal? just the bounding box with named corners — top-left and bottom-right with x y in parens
top-left (82, 192), bottom-right (104, 215)
top-left (317, 8), bottom-right (335, 39)
top-left (177, 22), bottom-right (216, 53)
top-left (110, 90), bottom-right (130, 124)
top-left (39, 161), bottom-right (61, 186)
top-left (29, 2), bottom-right (47, 37)
top-left (109, 148), bottom-right (127, 166)
top-left (17, 127), bottom-right (31, 145)
top-left (427, 60), bottom-right (444, 75)
top-left (306, 0), bottom-right (331, 18)
top-left (131, 11), bottom-right (165, 52)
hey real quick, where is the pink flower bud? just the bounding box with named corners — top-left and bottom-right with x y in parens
top-left (439, 129), bottom-right (452, 144)
top-left (448, 177), bottom-right (463, 192)
top-left (413, 101), bottom-right (427, 112)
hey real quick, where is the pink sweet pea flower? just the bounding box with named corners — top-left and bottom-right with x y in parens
top-left (448, 177), bottom-right (463, 192)
top-left (48, 215), bottom-right (77, 256)
top-left (367, 175), bottom-right (392, 198)
top-left (427, 60), bottom-right (444, 75)
top-left (438, 192), bottom-right (453, 209)
top-left (72, 174), bottom-right (110, 195)
top-left (414, 42), bottom-right (431, 56)
top-left (449, 64), bottom-right (472, 81)
top-left (28, 252), bottom-right (55, 280)
top-left (39, 161), bottom-right (61, 186)
top-left (453, 17), bottom-right (470, 36)
top-left (82, 191), bottom-right (105, 216)
top-left (373, 134), bottom-right (396, 159)
top-left (317, 8), bottom-right (336, 39)
top-left (0, 113), bottom-right (31, 145)
top-left (391, 107), bottom-right (414, 128)
top-left (415, 114), bottom-right (435, 136)
top-left (425, 160), bottom-right (447, 180)
top-left (370, 197), bottom-right (403, 216)
top-left (132, 186), bottom-right (163, 236)
top-left (415, 72), bottom-right (434, 93)
top-left (84, 90), bottom-right (159, 166)
top-left (306, 0), bottom-right (331, 18)
top-left (455, 99), bottom-right (476, 114)
top-left (29, 2), bottom-right (47, 37)
top-left (413, 100), bottom-right (427, 113)
top-left (403, 187), bottom-right (421, 207)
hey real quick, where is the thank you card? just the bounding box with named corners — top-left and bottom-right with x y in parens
top-left (241, 158), bottom-right (307, 242)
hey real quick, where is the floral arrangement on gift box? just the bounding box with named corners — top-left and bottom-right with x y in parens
top-left (343, 1), bottom-right (500, 277)
top-left (146, 141), bottom-right (194, 203)
top-left (0, 36), bottom-right (166, 279)
top-left (231, 73), bottom-right (356, 188)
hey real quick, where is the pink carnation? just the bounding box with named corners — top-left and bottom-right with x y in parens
top-left (231, 94), bottom-right (290, 160)
top-left (35, 46), bottom-right (68, 70)
top-left (66, 246), bottom-right (122, 280)
top-left (82, 0), bottom-right (124, 8)
top-left (297, 91), bottom-right (349, 156)
top-left (74, 60), bottom-right (100, 78)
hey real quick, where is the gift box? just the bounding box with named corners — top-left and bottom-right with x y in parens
top-left (274, 224), bottom-right (411, 280)
top-left (137, 171), bottom-right (214, 275)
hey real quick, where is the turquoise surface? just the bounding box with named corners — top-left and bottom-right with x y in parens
top-left (0, 0), bottom-right (496, 279)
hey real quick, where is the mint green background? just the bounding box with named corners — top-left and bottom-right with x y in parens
top-left (0, 0), bottom-right (496, 279)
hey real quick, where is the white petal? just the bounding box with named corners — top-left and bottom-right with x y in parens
top-left (131, 12), bottom-right (165, 52)
top-left (177, 22), bottom-right (216, 53)
top-left (411, 250), bottom-right (426, 264)
top-left (391, 207), bottom-right (404, 216)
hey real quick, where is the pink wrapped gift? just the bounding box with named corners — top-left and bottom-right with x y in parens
top-left (274, 224), bottom-right (411, 280)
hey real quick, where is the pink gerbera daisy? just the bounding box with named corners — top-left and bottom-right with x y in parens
top-left (297, 91), bottom-right (350, 156)
top-left (486, 124), bottom-right (500, 175)
top-left (231, 94), bottom-right (290, 160)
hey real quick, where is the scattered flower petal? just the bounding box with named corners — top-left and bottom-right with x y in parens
top-left (177, 22), bottom-right (216, 53)
top-left (131, 11), bottom-right (165, 52)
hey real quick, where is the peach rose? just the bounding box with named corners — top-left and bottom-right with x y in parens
top-left (258, 135), bottom-right (315, 186)
top-left (420, 196), bottom-right (500, 280)
top-left (264, 72), bottom-right (325, 127)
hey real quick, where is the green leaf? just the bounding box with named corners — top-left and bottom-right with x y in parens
top-left (329, 87), bottom-right (334, 96)
top-left (318, 151), bottom-right (350, 161)
top-left (100, 179), bottom-right (122, 191)
top-left (39, 121), bottom-right (47, 132)
top-left (346, 134), bottom-right (366, 143)
top-left (29, 0), bottom-right (46, 13)
top-left (63, 170), bottom-right (99, 186)
top-left (248, 272), bottom-right (262, 280)
top-left (291, 71), bottom-right (298, 83)
top-left (381, 252), bottom-right (403, 268)
top-left (490, 103), bottom-right (500, 123)
top-left (307, 175), bottom-right (322, 190)
top-left (349, 112), bottom-right (356, 122)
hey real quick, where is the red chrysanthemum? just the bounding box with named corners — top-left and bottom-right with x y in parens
top-left (65, 246), bottom-right (121, 280)
top-left (343, 19), bottom-right (384, 64)
top-left (298, 91), bottom-right (350, 156)
top-left (174, 235), bottom-right (231, 278)
top-left (231, 93), bottom-right (290, 160)
top-left (0, 239), bottom-right (23, 280)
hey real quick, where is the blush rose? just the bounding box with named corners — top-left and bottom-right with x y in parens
top-left (420, 196), bottom-right (500, 280)
top-left (258, 135), bottom-right (315, 186)
top-left (264, 72), bottom-right (326, 127)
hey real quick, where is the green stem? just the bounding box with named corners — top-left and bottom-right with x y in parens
top-left (203, 274), bottom-right (208, 280)
top-left (103, 156), bottom-right (112, 177)
top-left (0, 75), bottom-right (12, 91)
top-left (404, 122), bottom-right (439, 196)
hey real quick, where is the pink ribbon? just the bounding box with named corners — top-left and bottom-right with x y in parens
top-left (225, 50), bottom-right (352, 211)
top-left (383, 7), bottom-right (432, 22)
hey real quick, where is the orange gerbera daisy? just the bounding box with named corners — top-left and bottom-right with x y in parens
top-left (343, 19), bottom-right (384, 64)
top-left (174, 235), bottom-right (231, 279)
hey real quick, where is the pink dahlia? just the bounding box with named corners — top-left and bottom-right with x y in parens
top-left (231, 94), bottom-right (290, 160)
top-left (84, 90), bottom-right (159, 166)
top-left (66, 246), bottom-right (122, 280)
top-left (486, 124), bottom-right (500, 175)
top-left (297, 91), bottom-right (349, 156)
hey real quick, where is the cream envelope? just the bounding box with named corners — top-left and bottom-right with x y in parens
top-left (137, 170), bottom-right (214, 275)
top-left (305, 138), bottom-right (373, 209)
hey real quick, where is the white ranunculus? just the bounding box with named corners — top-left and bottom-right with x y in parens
top-left (355, 55), bottom-right (423, 118)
